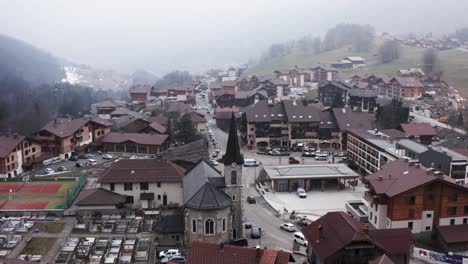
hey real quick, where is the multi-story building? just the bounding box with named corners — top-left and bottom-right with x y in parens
top-left (310, 65), bottom-right (338, 83)
top-left (400, 123), bottom-right (437, 145)
top-left (419, 146), bottom-right (468, 183)
top-left (91, 101), bottom-right (119, 119)
top-left (365, 159), bottom-right (468, 239)
top-left (274, 67), bottom-right (310, 87)
top-left (129, 85), bottom-right (152, 103)
top-left (150, 84), bottom-right (194, 102)
top-left (0, 134), bottom-right (42, 178)
top-left (318, 81), bottom-right (353, 107)
top-left (331, 108), bottom-right (373, 150)
top-left (378, 77), bottom-right (424, 100)
top-left (98, 159), bottom-right (186, 209)
top-left (347, 89), bottom-right (379, 112)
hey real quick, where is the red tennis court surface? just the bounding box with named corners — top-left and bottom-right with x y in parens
top-left (0, 200), bottom-right (49, 209)
top-left (0, 183), bottom-right (62, 194)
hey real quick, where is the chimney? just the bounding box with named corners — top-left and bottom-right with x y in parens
top-left (316, 224), bottom-right (323, 243)
top-left (389, 174), bottom-right (392, 179)
top-left (374, 128), bottom-right (379, 135)
top-left (378, 176), bottom-right (383, 181)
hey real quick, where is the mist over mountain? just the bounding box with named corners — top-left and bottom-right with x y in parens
top-left (0, 35), bottom-right (65, 84)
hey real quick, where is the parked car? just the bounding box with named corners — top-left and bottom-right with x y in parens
top-left (77, 154), bottom-right (87, 159)
top-left (57, 166), bottom-right (67, 172)
top-left (87, 159), bottom-right (97, 165)
top-left (102, 154), bottom-right (113, 160)
top-left (297, 188), bottom-right (307, 198)
top-left (68, 156), bottom-right (78, 161)
top-left (288, 157), bottom-right (300, 164)
top-left (210, 159), bottom-right (218, 166)
top-left (250, 227), bottom-right (261, 239)
top-left (44, 168), bottom-right (54, 174)
top-left (85, 153), bottom-right (95, 158)
top-left (243, 159), bottom-right (259, 167)
top-left (159, 249), bottom-right (181, 259)
top-left (280, 223), bottom-right (295, 232)
top-left (315, 154), bottom-right (327, 160)
top-left (167, 256), bottom-right (186, 263)
top-left (244, 222), bottom-right (253, 229)
top-left (294, 232), bottom-right (309, 246)
top-left (246, 196), bottom-right (256, 204)
top-left (297, 216), bottom-right (312, 227)
top-left (229, 237), bottom-right (248, 247)
top-left (211, 152), bottom-right (218, 158)
top-left (301, 152), bottom-right (315, 157)
top-left (75, 162), bottom-right (83, 168)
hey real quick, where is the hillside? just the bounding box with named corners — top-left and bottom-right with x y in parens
top-left (248, 39), bottom-right (468, 96)
top-left (0, 35), bottom-right (65, 84)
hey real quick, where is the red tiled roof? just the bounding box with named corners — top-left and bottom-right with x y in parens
top-left (0, 134), bottom-right (25, 158)
top-left (186, 241), bottom-right (291, 264)
top-left (190, 112), bottom-right (207, 123)
top-left (303, 212), bottom-right (412, 262)
top-left (40, 118), bottom-right (89, 138)
top-left (98, 159), bottom-right (186, 184)
top-left (436, 224), bottom-right (468, 244)
top-left (400, 123), bottom-right (437, 136)
top-left (101, 132), bottom-right (168, 145)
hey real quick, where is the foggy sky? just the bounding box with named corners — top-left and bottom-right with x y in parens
top-left (1, 0), bottom-right (468, 75)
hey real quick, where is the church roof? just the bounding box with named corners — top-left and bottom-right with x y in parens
top-left (221, 114), bottom-right (244, 165)
top-left (185, 182), bottom-right (232, 210)
top-left (183, 160), bottom-right (224, 204)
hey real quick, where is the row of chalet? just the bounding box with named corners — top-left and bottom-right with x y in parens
top-left (274, 65), bottom-right (338, 87)
top-left (129, 84), bottom-right (195, 104)
top-left (243, 100), bottom-right (374, 150)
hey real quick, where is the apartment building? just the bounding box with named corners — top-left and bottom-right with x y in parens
top-left (129, 85), bottom-right (152, 103)
top-left (365, 159), bottom-right (468, 239)
top-left (378, 77), bottom-right (424, 100)
top-left (98, 159), bottom-right (186, 209)
top-left (0, 134), bottom-right (42, 178)
top-left (310, 65), bottom-right (338, 83)
top-left (150, 84), bottom-right (194, 102)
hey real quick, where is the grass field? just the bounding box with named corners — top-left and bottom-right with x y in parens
top-left (0, 180), bottom-right (77, 209)
top-left (22, 237), bottom-right (56, 255)
top-left (248, 38), bottom-right (468, 97)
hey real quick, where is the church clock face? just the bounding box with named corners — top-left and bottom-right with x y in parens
top-left (231, 162), bottom-right (237, 168)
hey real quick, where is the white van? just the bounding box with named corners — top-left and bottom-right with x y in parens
top-left (87, 159), bottom-right (97, 165)
top-left (294, 232), bottom-right (308, 246)
top-left (243, 159), bottom-right (259, 167)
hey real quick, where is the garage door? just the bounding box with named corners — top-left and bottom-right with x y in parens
top-left (277, 180), bottom-right (289, 192)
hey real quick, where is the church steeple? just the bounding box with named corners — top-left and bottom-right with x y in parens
top-left (222, 113), bottom-right (244, 165)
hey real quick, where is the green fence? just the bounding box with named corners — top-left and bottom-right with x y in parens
top-left (55, 175), bottom-right (87, 209)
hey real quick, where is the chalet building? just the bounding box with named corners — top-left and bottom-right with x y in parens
top-left (419, 146), bottom-right (468, 183)
top-left (398, 68), bottom-right (425, 78)
top-left (111, 116), bottom-right (151, 133)
top-left (347, 89), bottom-right (379, 112)
top-left (0, 134), bottom-right (42, 178)
top-left (258, 164), bottom-right (359, 192)
top-left (400, 123), bottom-right (437, 145)
top-left (364, 74), bottom-right (392, 87)
top-left (236, 76), bottom-right (259, 91)
top-left (129, 85), bottom-right (152, 103)
top-left (91, 101), bottom-right (119, 119)
top-left (395, 139), bottom-right (428, 160)
top-left (378, 77), bottom-right (424, 100)
top-left (318, 81), bottom-right (353, 107)
top-left (331, 59), bottom-right (353, 69)
top-left (347, 129), bottom-right (402, 174)
top-left (303, 211), bottom-right (413, 264)
top-left (74, 188), bottom-right (126, 216)
top-left (331, 107), bottom-right (373, 150)
top-left (150, 84), bottom-right (194, 102)
top-left (101, 132), bottom-right (168, 154)
top-left (343, 56), bottom-right (366, 67)
top-left (33, 118), bottom-right (94, 159)
top-left (165, 102), bottom-right (192, 117)
top-left (209, 81), bottom-right (237, 94)
top-left (98, 159), bottom-right (186, 209)
top-left (109, 107), bottom-right (143, 119)
top-left (214, 108), bottom-right (240, 131)
top-left (376, 98), bottom-right (411, 125)
top-left (234, 88), bottom-right (268, 107)
top-left (214, 91), bottom-right (235, 108)
top-left (260, 77), bottom-right (290, 99)
top-left (186, 241), bottom-right (293, 264)
top-left (88, 117), bottom-right (113, 142)
top-left (365, 159), bottom-right (468, 242)
top-left (189, 112), bottom-right (207, 133)
top-left (310, 65), bottom-right (338, 83)
top-left (274, 67), bottom-right (310, 87)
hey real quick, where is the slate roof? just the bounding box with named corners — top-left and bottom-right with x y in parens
top-left (380, 129), bottom-right (407, 139)
top-left (94, 100), bottom-right (119, 108)
top-left (98, 159), bottom-right (185, 184)
top-left (111, 116), bottom-right (149, 132)
top-left (215, 108), bottom-right (240, 120)
top-left (183, 159), bottom-right (224, 204)
top-left (348, 89), bottom-right (379, 98)
top-left (400, 123), bottom-right (437, 136)
top-left (147, 116), bottom-right (169, 126)
top-left (221, 114), bottom-right (244, 165)
top-left (283, 101), bottom-right (321, 123)
top-left (332, 107), bottom-right (373, 131)
top-left (101, 132), bottom-right (168, 145)
top-left (392, 77), bottom-right (424, 87)
top-left (319, 81), bottom-right (353, 91)
top-left (148, 121), bottom-right (167, 134)
top-left (154, 213), bottom-right (185, 234)
top-left (40, 118), bottom-right (89, 138)
top-left (185, 182), bottom-right (232, 210)
top-left (161, 139), bottom-right (209, 164)
top-left (75, 188), bottom-right (126, 206)
top-left (436, 224), bottom-right (468, 244)
top-left (235, 87), bottom-right (268, 100)
top-left (110, 107), bottom-right (144, 118)
top-left (366, 159), bottom-right (468, 197)
top-left (186, 241), bottom-right (292, 264)
top-left (396, 139), bottom-right (428, 154)
top-left (190, 112), bottom-right (207, 123)
top-left (303, 212), bottom-right (412, 262)
top-left (89, 117), bottom-right (113, 127)
top-left (0, 134), bottom-right (25, 158)
top-left (245, 100), bottom-right (320, 123)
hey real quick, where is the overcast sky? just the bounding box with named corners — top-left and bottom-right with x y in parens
top-left (1, 0), bottom-right (468, 75)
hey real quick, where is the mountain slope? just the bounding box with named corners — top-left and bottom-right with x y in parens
top-left (0, 34), bottom-right (65, 84)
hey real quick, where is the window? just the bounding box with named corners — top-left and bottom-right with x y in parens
top-left (125, 196), bottom-right (134, 203)
top-left (231, 171), bottom-right (237, 185)
top-left (157, 182), bottom-right (161, 188)
top-left (463, 218), bottom-right (467, 224)
top-left (25, 150), bottom-right (29, 155)
top-left (449, 193), bottom-right (458, 202)
top-left (374, 216), bottom-right (377, 224)
top-left (370, 212), bottom-right (373, 220)
top-left (464, 206), bottom-right (468, 214)
top-left (425, 226), bottom-right (431, 231)
top-left (157, 195), bottom-right (161, 200)
top-left (124, 183), bottom-right (132, 191)
top-left (32, 147), bottom-right (35, 153)
top-left (409, 209), bottom-right (415, 218)
top-left (408, 222), bottom-right (413, 230)
top-left (110, 183), bottom-right (115, 191)
top-left (192, 219), bottom-right (197, 233)
top-left (428, 194), bottom-right (434, 201)
top-left (450, 219), bottom-right (455, 225)
top-left (11, 156), bottom-right (14, 161)
top-left (375, 204), bottom-right (379, 211)
top-left (232, 195), bottom-right (236, 201)
top-left (205, 219), bottom-right (214, 235)
top-left (222, 218), bottom-right (226, 232)
top-left (140, 182), bottom-right (149, 190)
top-left (409, 196), bottom-right (416, 205)
top-left (426, 213), bottom-right (432, 218)
top-left (447, 207), bottom-right (457, 215)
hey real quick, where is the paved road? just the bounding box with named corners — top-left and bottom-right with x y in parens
top-left (410, 111), bottom-right (466, 135)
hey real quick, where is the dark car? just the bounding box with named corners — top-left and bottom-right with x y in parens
top-left (229, 237), bottom-right (248, 247)
top-left (68, 156), bottom-right (78, 161)
top-left (288, 157), bottom-right (300, 164)
top-left (250, 227), bottom-right (261, 239)
top-left (301, 152), bottom-right (315, 157)
top-left (75, 162), bottom-right (83, 168)
top-left (78, 154), bottom-right (87, 159)
top-left (246, 196), bottom-right (256, 204)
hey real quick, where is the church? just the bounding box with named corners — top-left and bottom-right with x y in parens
top-left (183, 115), bottom-right (244, 245)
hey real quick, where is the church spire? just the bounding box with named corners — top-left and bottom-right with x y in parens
top-left (222, 113), bottom-right (244, 165)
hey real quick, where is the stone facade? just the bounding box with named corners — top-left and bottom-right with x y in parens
top-left (223, 163), bottom-right (244, 239)
top-left (184, 207), bottom-right (231, 245)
